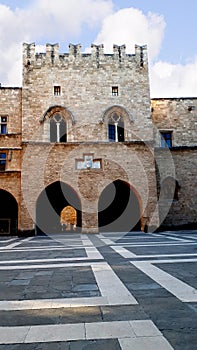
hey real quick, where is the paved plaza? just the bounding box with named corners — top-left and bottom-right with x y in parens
top-left (0, 230), bottom-right (196, 349)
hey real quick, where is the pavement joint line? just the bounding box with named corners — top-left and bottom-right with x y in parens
top-left (0, 320), bottom-right (173, 349)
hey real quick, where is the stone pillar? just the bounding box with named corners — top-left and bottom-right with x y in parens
top-left (81, 199), bottom-right (98, 233)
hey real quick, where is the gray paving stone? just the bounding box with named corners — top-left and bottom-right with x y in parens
top-left (69, 339), bottom-right (121, 350)
top-left (73, 284), bottom-right (99, 292)
top-left (126, 282), bottom-right (162, 290)
top-left (101, 305), bottom-right (148, 321)
top-left (59, 306), bottom-right (103, 323)
top-left (9, 279), bottom-right (30, 286)
top-left (16, 272), bottom-right (36, 279)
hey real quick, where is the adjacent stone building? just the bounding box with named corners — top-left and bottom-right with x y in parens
top-left (0, 43), bottom-right (196, 235)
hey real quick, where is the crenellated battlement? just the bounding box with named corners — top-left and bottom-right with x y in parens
top-left (23, 42), bottom-right (148, 69)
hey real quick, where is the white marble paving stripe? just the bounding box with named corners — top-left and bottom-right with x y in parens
top-left (0, 297), bottom-right (107, 311)
top-left (158, 235), bottom-right (189, 242)
top-left (99, 237), bottom-right (115, 245)
top-left (14, 244), bottom-right (84, 249)
top-left (119, 336), bottom-right (174, 350)
top-left (111, 245), bottom-right (137, 258)
top-left (100, 237), bottom-right (192, 246)
top-left (181, 235), bottom-right (197, 240)
top-left (147, 258), bottom-right (197, 264)
top-left (131, 261), bottom-right (197, 302)
top-left (85, 246), bottom-right (104, 260)
top-left (0, 320), bottom-right (173, 349)
top-left (91, 262), bottom-right (138, 305)
top-left (0, 261), bottom-right (99, 270)
top-left (111, 246), bottom-right (197, 260)
top-left (82, 235), bottom-right (104, 259)
top-left (1, 237), bottom-right (33, 250)
top-left (0, 238), bottom-right (16, 243)
top-left (0, 246), bottom-right (85, 253)
top-left (112, 241), bottom-right (196, 247)
top-left (81, 235), bottom-right (94, 246)
top-left (0, 254), bottom-right (103, 265)
top-left (137, 253), bottom-right (197, 259)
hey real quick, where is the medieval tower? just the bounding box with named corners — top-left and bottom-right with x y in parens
top-left (0, 43), bottom-right (196, 235)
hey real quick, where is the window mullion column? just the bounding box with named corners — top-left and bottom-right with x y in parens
top-left (56, 122), bottom-right (60, 142)
top-left (114, 122), bottom-right (118, 142)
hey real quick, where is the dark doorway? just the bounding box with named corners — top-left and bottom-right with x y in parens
top-left (36, 181), bottom-right (81, 234)
top-left (98, 180), bottom-right (141, 232)
top-left (0, 189), bottom-right (18, 235)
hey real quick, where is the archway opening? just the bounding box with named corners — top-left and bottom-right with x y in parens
top-left (36, 182), bottom-right (81, 234)
top-left (60, 206), bottom-right (77, 232)
top-left (98, 180), bottom-right (141, 232)
top-left (0, 189), bottom-right (18, 235)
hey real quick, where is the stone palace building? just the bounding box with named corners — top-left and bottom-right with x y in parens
top-left (0, 43), bottom-right (196, 235)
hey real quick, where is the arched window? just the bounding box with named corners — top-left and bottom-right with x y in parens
top-left (50, 114), bottom-right (67, 142)
top-left (108, 113), bottom-right (124, 142)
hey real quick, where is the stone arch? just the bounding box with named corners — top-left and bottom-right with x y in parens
top-left (41, 105), bottom-right (75, 124)
top-left (98, 179), bottom-right (142, 232)
top-left (100, 105), bottom-right (134, 124)
top-left (41, 106), bottom-right (75, 143)
top-left (35, 181), bottom-right (82, 234)
top-left (0, 189), bottom-right (18, 235)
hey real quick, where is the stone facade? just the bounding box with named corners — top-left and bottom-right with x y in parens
top-left (0, 43), bottom-right (196, 235)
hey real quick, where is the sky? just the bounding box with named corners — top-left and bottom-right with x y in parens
top-left (0, 0), bottom-right (197, 97)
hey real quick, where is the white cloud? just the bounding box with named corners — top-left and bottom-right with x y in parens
top-left (92, 7), bottom-right (166, 60)
top-left (0, 0), bottom-right (114, 85)
top-left (0, 1), bottom-right (197, 97)
top-left (93, 7), bottom-right (197, 97)
top-left (150, 59), bottom-right (197, 97)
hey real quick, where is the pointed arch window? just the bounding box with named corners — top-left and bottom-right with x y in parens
top-left (50, 114), bottom-right (67, 142)
top-left (108, 113), bottom-right (124, 142)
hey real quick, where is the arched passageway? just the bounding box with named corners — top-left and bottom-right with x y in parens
top-left (98, 180), bottom-right (141, 232)
top-left (60, 206), bottom-right (77, 232)
top-left (36, 182), bottom-right (81, 234)
top-left (0, 189), bottom-right (18, 235)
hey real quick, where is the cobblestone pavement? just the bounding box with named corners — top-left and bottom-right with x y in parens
top-left (0, 230), bottom-right (196, 349)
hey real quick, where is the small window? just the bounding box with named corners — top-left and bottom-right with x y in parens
top-left (0, 152), bottom-right (6, 171)
top-left (112, 86), bottom-right (118, 96)
top-left (160, 131), bottom-right (172, 148)
top-left (54, 86), bottom-right (61, 96)
top-left (0, 116), bottom-right (8, 134)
